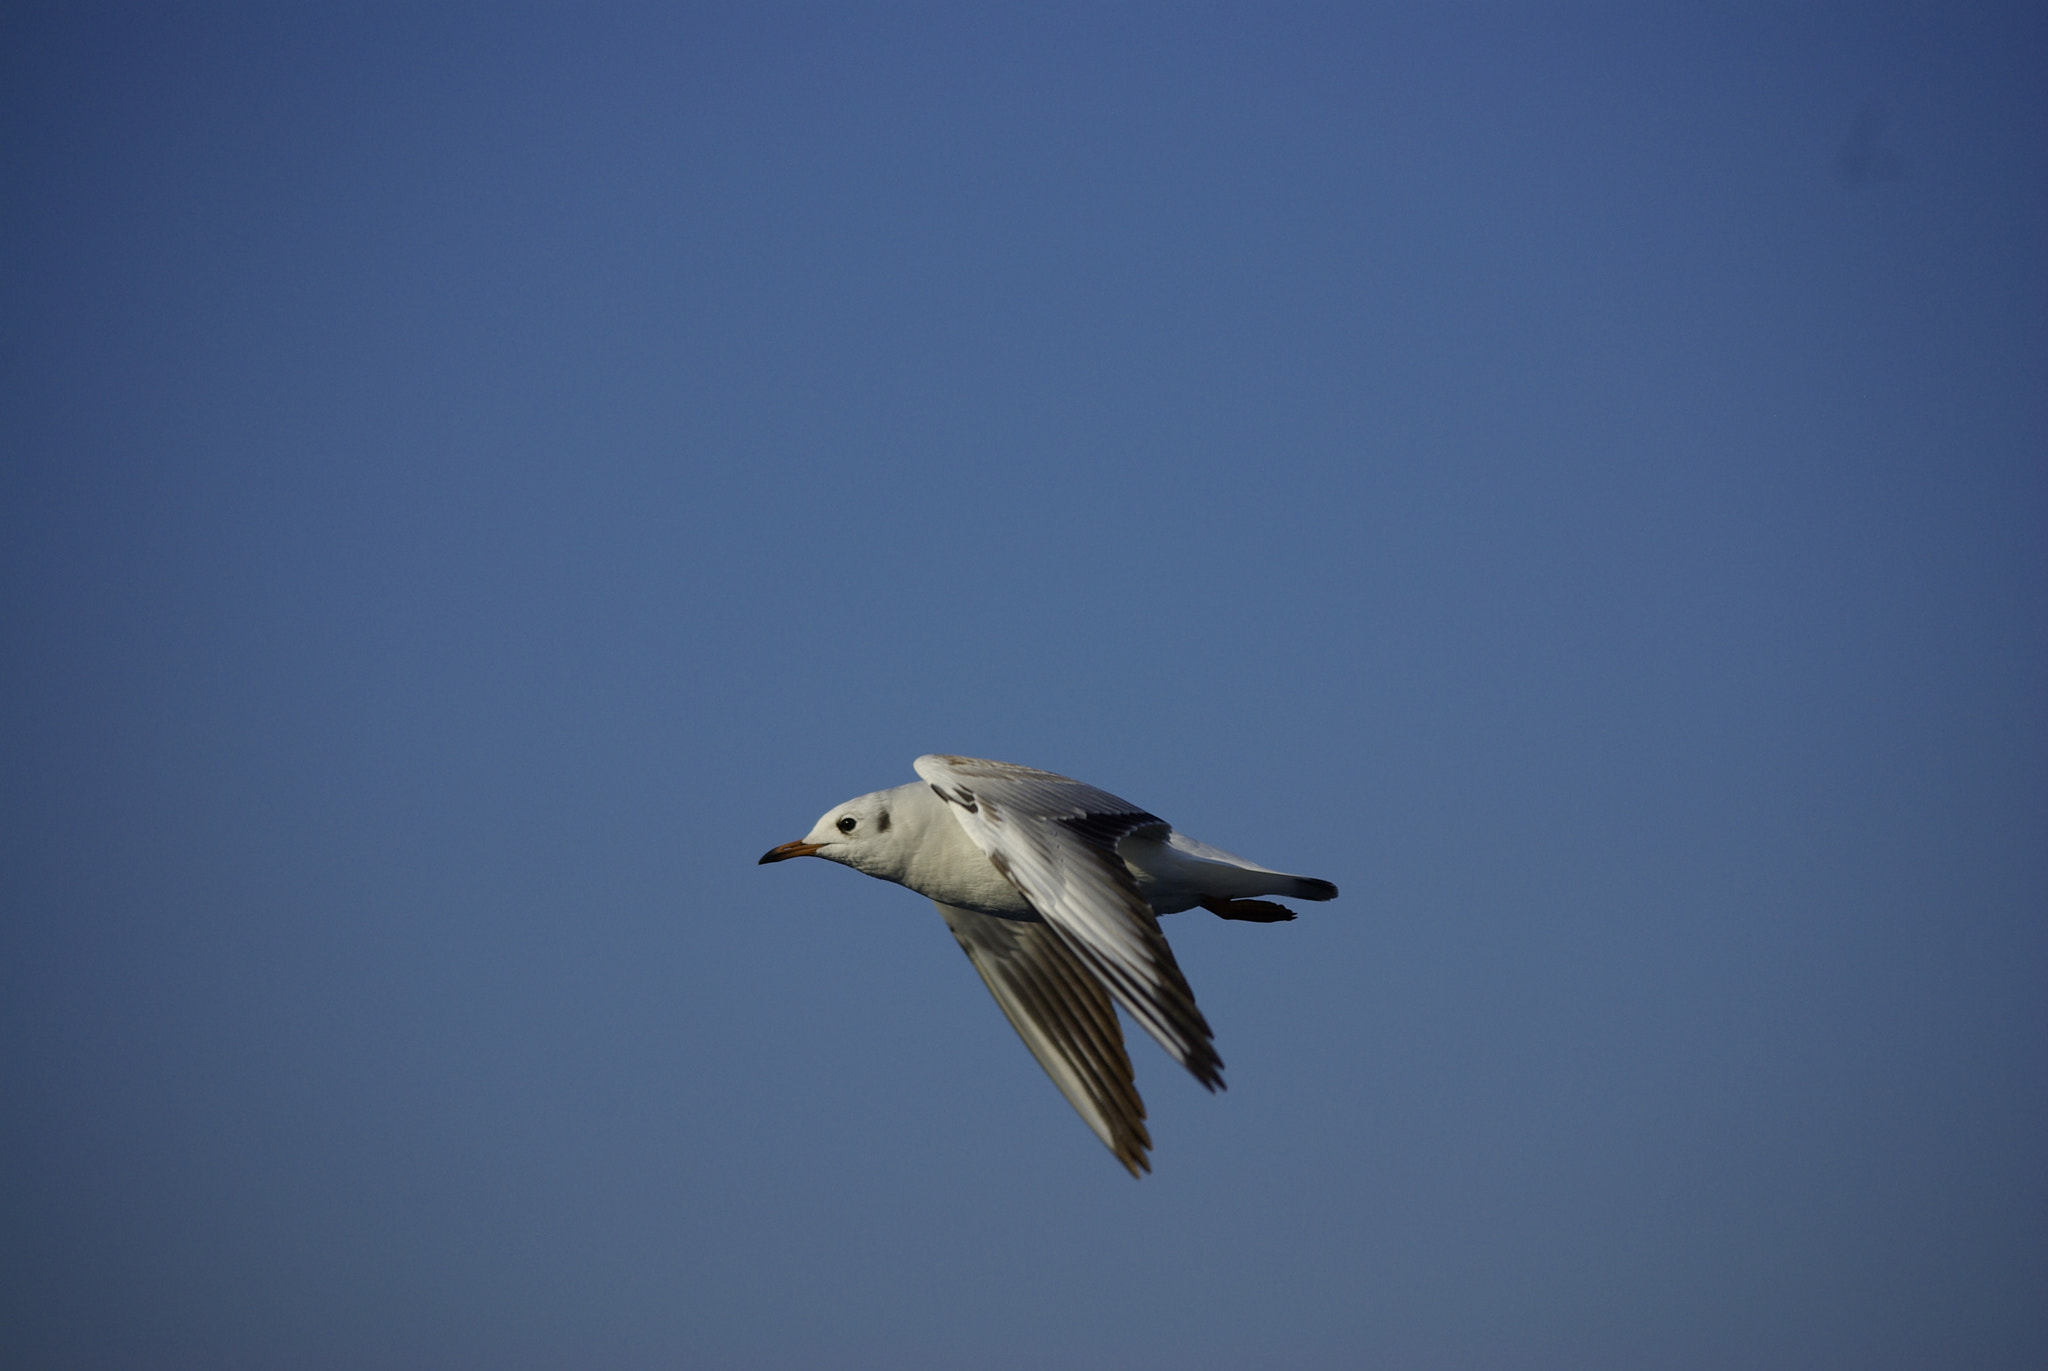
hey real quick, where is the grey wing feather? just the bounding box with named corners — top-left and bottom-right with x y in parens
top-left (935, 902), bottom-right (1152, 1176)
top-left (914, 755), bottom-right (1224, 1091)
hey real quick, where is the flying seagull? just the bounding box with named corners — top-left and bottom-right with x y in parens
top-left (759, 754), bottom-right (1338, 1175)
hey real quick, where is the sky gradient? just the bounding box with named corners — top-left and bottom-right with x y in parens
top-left (3, 5), bottom-right (2044, 1369)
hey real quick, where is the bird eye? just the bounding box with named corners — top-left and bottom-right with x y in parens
top-left (837, 816), bottom-right (857, 833)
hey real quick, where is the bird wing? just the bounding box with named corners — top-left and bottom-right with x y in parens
top-left (913, 754), bottom-right (1223, 1090)
top-left (933, 902), bottom-right (1151, 1176)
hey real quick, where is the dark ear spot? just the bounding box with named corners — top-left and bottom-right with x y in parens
top-left (875, 810), bottom-right (890, 833)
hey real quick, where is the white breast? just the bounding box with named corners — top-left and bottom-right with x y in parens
top-left (872, 782), bottom-right (1039, 918)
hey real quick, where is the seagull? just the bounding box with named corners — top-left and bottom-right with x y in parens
top-left (758, 754), bottom-right (1338, 1175)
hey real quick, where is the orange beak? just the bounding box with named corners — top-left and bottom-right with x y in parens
top-left (758, 840), bottom-right (825, 865)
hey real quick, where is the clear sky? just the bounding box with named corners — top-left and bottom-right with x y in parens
top-left (3, 5), bottom-right (2043, 1368)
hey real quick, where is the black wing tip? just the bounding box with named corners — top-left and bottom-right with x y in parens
top-left (1183, 1048), bottom-right (1226, 1094)
top-left (1296, 878), bottom-right (1339, 901)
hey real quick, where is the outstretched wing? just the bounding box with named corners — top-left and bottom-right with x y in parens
top-left (913, 754), bottom-right (1223, 1091)
top-left (934, 902), bottom-right (1151, 1176)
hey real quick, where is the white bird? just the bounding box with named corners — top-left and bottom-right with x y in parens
top-left (759, 754), bottom-right (1338, 1175)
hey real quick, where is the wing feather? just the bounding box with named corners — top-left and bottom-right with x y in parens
top-left (915, 755), bottom-right (1224, 1091)
top-left (934, 903), bottom-right (1150, 1174)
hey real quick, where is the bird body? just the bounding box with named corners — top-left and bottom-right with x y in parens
top-left (759, 755), bottom-right (1337, 1173)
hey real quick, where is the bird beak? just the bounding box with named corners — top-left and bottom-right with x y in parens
top-left (758, 840), bottom-right (825, 865)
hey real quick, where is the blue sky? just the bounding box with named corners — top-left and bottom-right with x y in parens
top-left (3, 5), bottom-right (2044, 1368)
